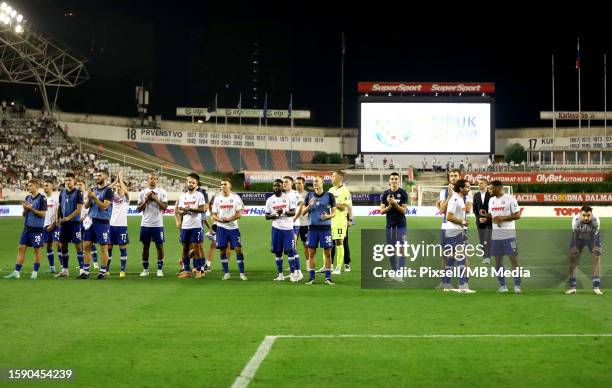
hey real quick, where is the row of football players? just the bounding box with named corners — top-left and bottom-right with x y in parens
top-left (4, 170), bottom-right (352, 285)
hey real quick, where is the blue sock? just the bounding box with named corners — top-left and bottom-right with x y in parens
top-left (288, 257), bottom-right (296, 273)
top-left (47, 249), bottom-right (55, 266)
top-left (62, 253), bottom-right (69, 269)
top-left (100, 266), bottom-right (107, 273)
top-left (325, 269), bottom-right (331, 279)
top-left (15, 263), bottom-right (23, 272)
top-left (294, 253), bottom-right (301, 270)
top-left (77, 251), bottom-right (84, 269)
top-left (569, 277), bottom-right (577, 287)
top-left (84, 263), bottom-right (90, 272)
top-left (120, 248), bottom-right (127, 259)
top-left (221, 253), bottom-right (229, 273)
top-left (496, 265), bottom-right (505, 286)
top-left (33, 262), bottom-right (40, 272)
top-left (92, 245), bottom-right (98, 263)
top-left (513, 276), bottom-right (521, 287)
top-left (197, 258), bottom-right (204, 271)
top-left (593, 277), bottom-right (601, 288)
top-left (107, 247), bottom-right (113, 261)
top-left (157, 260), bottom-right (164, 270)
top-left (309, 269), bottom-right (315, 280)
top-left (398, 256), bottom-right (406, 268)
top-left (458, 263), bottom-right (466, 286)
top-left (182, 257), bottom-right (190, 272)
top-left (237, 253), bottom-right (245, 274)
top-left (107, 259), bottom-right (112, 271)
top-left (275, 257), bottom-right (283, 274)
top-left (389, 255), bottom-right (398, 271)
top-left (142, 260), bottom-right (149, 270)
top-left (120, 258), bottom-right (127, 272)
top-left (443, 257), bottom-right (455, 285)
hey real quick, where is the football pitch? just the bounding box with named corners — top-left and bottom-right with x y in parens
top-left (1, 216), bottom-right (611, 387)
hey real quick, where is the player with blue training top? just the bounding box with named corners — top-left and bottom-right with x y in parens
top-left (4, 180), bottom-right (47, 279)
top-left (212, 178), bottom-right (247, 281)
top-left (266, 179), bottom-right (298, 282)
top-left (566, 205), bottom-right (603, 295)
top-left (80, 171), bottom-right (114, 279)
top-left (379, 172), bottom-right (408, 282)
top-left (300, 176), bottom-right (336, 285)
top-left (54, 173), bottom-right (84, 278)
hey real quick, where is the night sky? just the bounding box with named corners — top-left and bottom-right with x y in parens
top-left (5, 1), bottom-right (612, 129)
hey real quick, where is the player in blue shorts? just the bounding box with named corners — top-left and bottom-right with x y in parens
top-left (566, 205), bottom-right (603, 295)
top-left (108, 171), bottom-right (130, 278)
top-left (212, 178), bottom-right (247, 280)
top-left (80, 171), bottom-right (114, 279)
top-left (442, 179), bottom-right (475, 293)
top-left (481, 181), bottom-right (522, 293)
top-left (42, 180), bottom-right (61, 273)
top-left (175, 175), bottom-right (207, 279)
top-left (380, 172), bottom-right (409, 281)
top-left (4, 180), bottom-right (47, 279)
top-left (300, 176), bottom-right (336, 285)
top-left (266, 179), bottom-right (297, 281)
top-left (54, 173), bottom-right (84, 278)
top-left (137, 172), bottom-right (168, 277)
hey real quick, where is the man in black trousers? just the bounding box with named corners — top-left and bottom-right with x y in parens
top-left (472, 178), bottom-right (492, 264)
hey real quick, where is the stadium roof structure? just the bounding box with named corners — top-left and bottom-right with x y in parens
top-left (0, 3), bottom-right (89, 112)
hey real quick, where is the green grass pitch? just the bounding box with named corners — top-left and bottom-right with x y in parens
top-left (1, 216), bottom-right (611, 387)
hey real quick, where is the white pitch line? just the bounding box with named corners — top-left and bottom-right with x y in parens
top-left (231, 333), bottom-right (612, 387)
top-left (231, 335), bottom-right (277, 388)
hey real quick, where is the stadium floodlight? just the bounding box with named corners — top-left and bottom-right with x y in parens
top-left (0, 3), bottom-right (89, 113)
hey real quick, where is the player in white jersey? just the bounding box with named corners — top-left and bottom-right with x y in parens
top-left (108, 171), bottom-right (130, 278)
top-left (266, 179), bottom-right (298, 281)
top-left (566, 205), bottom-right (603, 295)
top-left (294, 177), bottom-right (310, 270)
top-left (76, 179), bottom-right (93, 273)
top-left (211, 178), bottom-right (247, 280)
top-left (283, 176), bottom-right (304, 280)
top-left (175, 175), bottom-right (207, 279)
top-left (136, 172), bottom-right (168, 277)
top-left (42, 180), bottom-right (61, 273)
top-left (442, 179), bottom-right (476, 293)
top-left (481, 180), bottom-right (522, 293)
top-left (437, 169), bottom-right (473, 289)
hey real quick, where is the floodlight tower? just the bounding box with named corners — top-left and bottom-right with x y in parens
top-left (0, 2), bottom-right (89, 114)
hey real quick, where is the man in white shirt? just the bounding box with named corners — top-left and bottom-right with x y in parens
top-left (109, 171), bottom-right (130, 278)
top-left (212, 178), bottom-right (247, 280)
top-left (481, 180), bottom-right (522, 293)
top-left (136, 172), bottom-right (168, 277)
top-left (175, 175), bottom-right (207, 279)
top-left (266, 179), bottom-right (298, 281)
top-left (442, 179), bottom-right (475, 293)
top-left (283, 176), bottom-right (304, 280)
top-left (42, 180), bottom-right (61, 273)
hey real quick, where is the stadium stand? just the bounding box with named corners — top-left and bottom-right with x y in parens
top-left (122, 141), bottom-right (316, 172)
top-left (0, 117), bottom-right (192, 194)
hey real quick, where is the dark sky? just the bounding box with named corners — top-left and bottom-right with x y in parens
top-left (5, 1), bottom-right (612, 128)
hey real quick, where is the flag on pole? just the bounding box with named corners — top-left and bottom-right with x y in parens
top-left (237, 93), bottom-right (242, 110)
top-left (204, 94), bottom-right (217, 121)
top-left (288, 94), bottom-right (293, 119)
top-left (576, 38), bottom-right (581, 70)
top-left (263, 93), bottom-right (269, 125)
